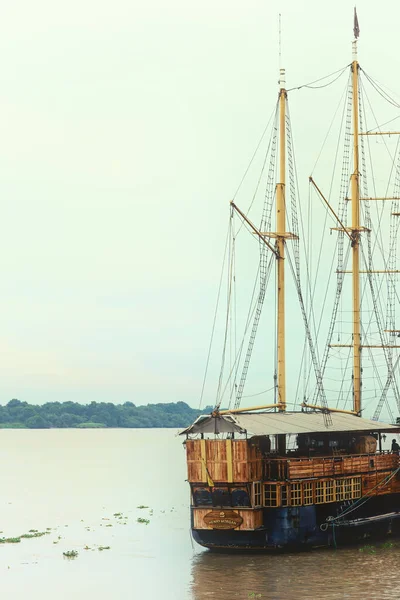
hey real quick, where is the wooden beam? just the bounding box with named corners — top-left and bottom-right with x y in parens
top-left (346, 197), bottom-right (400, 201)
top-left (359, 131), bottom-right (400, 135)
top-left (301, 402), bottom-right (358, 415)
top-left (218, 403), bottom-right (284, 415)
top-left (230, 201), bottom-right (279, 257)
top-left (337, 270), bottom-right (400, 274)
top-left (309, 176), bottom-right (352, 240)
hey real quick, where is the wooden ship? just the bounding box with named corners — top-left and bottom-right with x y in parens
top-left (180, 13), bottom-right (400, 551)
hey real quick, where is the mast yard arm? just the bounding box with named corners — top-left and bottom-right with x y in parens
top-left (309, 177), bottom-right (352, 242)
top-left (230, 201), bottom-right (280, 258)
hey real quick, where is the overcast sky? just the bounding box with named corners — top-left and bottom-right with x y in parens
top-left (0, 0), bottom-right (398, 409)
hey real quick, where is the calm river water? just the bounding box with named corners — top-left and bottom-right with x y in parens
top-left (0, 428), bottom-right (399, 599)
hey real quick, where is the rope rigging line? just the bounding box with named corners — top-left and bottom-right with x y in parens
top-left (358, 83), bottom-right (390, 416)
top-left (363, 115), bottom-right (400, 134)
top-left (310, 75), bottom-right (351, 176)
top-left (311, 75), bottom-right (353, 405)
top-left (242, 386), bottom-right (275, 399)
top-left (233, 249), bottom-right (275, 409)
top-left (285, 247), bottom-right (332, 425)
top-left (214, 221), bottom-right (270, 410)
top-left (321, 465), bottom-right (400, 528)
top-left (286, 64), bottom-right (350, 92)
top-left (357, 77), bottom-right (400, 418)
top-left (232, 111), bottom-right (280, 410)
top-left (216, 212), bottom-right (235, 405)
top-left (284, 103), bottom-right (330, 421)
top-left (232, 106), bottom-right (277, 202)
top-left (371, 135), bottom-right (400, 420)
top-left (300, 83), bottom-right (350, 403)
top-left (235, 105), bottom-right (279, 238)
top-left (361, 68), bottom-right (400, 110)
top-left (198, 217), bottom-right (232, 409)
top-left (216, 254), bottom-right (274, 410)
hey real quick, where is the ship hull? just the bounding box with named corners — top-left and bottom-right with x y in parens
top-left (192, 494), bottom-right (400, 551)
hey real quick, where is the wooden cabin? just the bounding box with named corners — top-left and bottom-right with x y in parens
top-left (181, 412), bottom-right (400, 532)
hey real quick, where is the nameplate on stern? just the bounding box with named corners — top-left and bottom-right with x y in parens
top-left (203, 510), bottom-right (243, 530)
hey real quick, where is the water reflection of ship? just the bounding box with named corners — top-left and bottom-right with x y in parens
top-left (190, 547), bottom-right (400, 599)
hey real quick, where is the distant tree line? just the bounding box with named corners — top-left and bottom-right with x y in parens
top-left (0, 399), bottom-right (212, 429)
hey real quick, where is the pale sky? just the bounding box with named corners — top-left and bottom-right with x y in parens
top-left (0, 0), bottom-right (398, 411)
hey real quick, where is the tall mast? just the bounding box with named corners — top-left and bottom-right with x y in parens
top-left (277, 68), bottom-right (287, 411)
top-left (351, 23), bottom-right (361, 414)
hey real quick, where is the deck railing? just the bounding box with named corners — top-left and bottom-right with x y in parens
top-left (262, 451), bottom-right (399, 481)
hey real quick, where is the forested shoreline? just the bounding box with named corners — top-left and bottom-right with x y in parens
top-left (0, 399), bottom-right (211, 429)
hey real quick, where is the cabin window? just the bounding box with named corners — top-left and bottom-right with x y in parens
top-left (264, 484), bottom-right (278, 507)
top-left (252, 482), bottom-right (262, 507)
top-left (335, 479), bottom-right (345, 501)
top-left (344, 478), bottom-right (352, 500)
top-left (325, 480), bottom-right (335, 502)
top-left (281, 485), bottom-right (289, 507)
top-left (303, 481), bottom-right (313, 505)
top-left (212, 488), bottom-right (231, 507)
top-left (291, 483), bottom-right (302, 506)
top-left (352, 477), bottom-right (362, 499)
top-left (232, 488), bottom-right (251, 507)
top-left (315, 481), bottom-right (324, 504)
top-left (193, 487), bottom-right (212, 507)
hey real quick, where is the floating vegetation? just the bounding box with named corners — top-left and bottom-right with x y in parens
top-left (84, 545), bottom-right (91, 550)
top-left (358, 541), bottom-right (398, 553)
top-left (113, 512), bottom-right (122, 517)
top-left (137, 505), bottom-right (149, 509)
top-left (105, 524), bottom-right (113, 527)
top-left (0, 529), bottom-right (51, 544)
top-left (137, 518), bottom-right (150, 525)
top-left (98, 546), bottom-right (110, 551)
top-left (63, 550), bottom-right (78, 559)
top-left (359, 545), bottom-right (376, 554)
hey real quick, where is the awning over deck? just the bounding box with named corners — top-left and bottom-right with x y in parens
top-left (180, 411), bottom-right (400, 437)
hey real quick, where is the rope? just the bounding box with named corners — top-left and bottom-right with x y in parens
top-left (287, 64), bottom-right (350, 92)
top-left (320, 464), bottom-right (400, 531)
top-left (198, 218), bottom-right (231, 409)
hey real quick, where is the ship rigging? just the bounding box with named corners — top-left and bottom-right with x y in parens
top-left (181, 12), bottom-right (400, 551)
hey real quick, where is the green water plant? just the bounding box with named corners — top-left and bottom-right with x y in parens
top-left (137, 518), bottom-right (150, 525)
top-left (359, 544), bottom-right (376, 554)
top-left (63, 550), bottom-right (78, 558)
top-left (98, 546), bottom-right (110, 551)
top-left (20, 532), bottom-right (47, 539)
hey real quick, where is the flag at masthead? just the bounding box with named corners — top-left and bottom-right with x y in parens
top-left (354, 7), bottom-right (360, 39)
